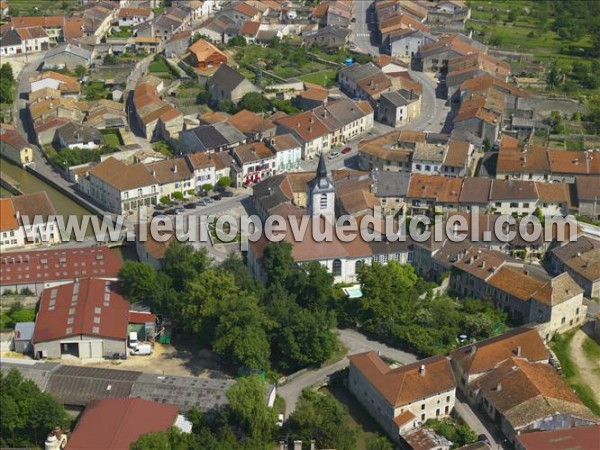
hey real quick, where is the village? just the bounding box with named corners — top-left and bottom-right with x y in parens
top-left (0, 1), bottom-right (599, 449)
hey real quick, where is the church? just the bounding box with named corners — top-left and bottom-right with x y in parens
top-left (247, 154), bottom-right (413, 284)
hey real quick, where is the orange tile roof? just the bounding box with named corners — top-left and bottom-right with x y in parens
top-left (234, 2), bottom-right (259, 17)
top-left (227, 109), bottom-right (275, 135)
top-left (407, 174), bottom-right (462, 203)
top-left (240, 20), bottom-right (260, 35)
top-left (118, 7), bottom-right (152, 18)
top-left (451, 327), bottom-right (548, 376)
top-left (349, 351), bottom-right (455, 407)
top-left (275, 111), bottom-right (330, 142)
top-left (188, 38), bottom-right (227, 63)
top-left (0, 198), bottom-right (19, 232)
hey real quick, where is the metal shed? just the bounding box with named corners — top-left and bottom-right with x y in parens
top-left (14, 322), bottom-right (35, 353)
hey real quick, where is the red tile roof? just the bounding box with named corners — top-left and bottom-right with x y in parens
top-left (33, 278), bottom-right (130, 343)
top-left (68, 398), bottom-right (178, 450)
top-left (129, 311), bottom-right (158, 324)
top-left (516, 424), bottom-right (600, 450)
top-left (349, 351), bottom-right (455, 407)
top-left (0, 246), bottom-right (122, 286)
top-left (0, 198), bottom-right (19, 232)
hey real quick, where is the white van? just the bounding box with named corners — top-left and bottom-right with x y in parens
top-left (128, 331), bottom-right (138, 348)
top-left (130, 344), bottom-right (152, 356)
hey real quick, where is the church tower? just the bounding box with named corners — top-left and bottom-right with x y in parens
top-left (307, 152), bottom-right (336, 221)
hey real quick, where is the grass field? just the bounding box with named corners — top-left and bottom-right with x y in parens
top-left (550, 330), bottom-right (600, 416)
top-left (7, 0), bottom-right (80, 16)
top-left (100, 129), bottom-right (123, 148)
top-left (148, 59), bottom-right (170, 74)
top-left (299, 70), bottom-right (337, 88)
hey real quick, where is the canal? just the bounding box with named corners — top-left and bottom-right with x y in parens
top-left (0, 158), bottom-right (91, 218)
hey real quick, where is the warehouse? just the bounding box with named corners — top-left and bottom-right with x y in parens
top-left (32, 278), bottom-right (129, 359)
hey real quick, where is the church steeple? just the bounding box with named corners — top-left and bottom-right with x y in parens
top-left (307, 152), bottom-right (335, 220)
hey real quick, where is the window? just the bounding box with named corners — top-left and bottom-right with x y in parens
top-left (421, 404), bottom-right (425, 410)
top-left (510, 202), bottom-right (518, 208)
top-left (332, 259), bottom-right (342, 277)
top-left (523, 203), bottom-right (530, 208)
top-left (355, 260), bottom-right (364, 273)
top-left (320, 193), bottom-right (328, 209)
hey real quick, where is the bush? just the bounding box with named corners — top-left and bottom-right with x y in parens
top-left (202, 183), bottom-right (213, 193)
top-left (160, 196), bottom-right (171, 205)
top-left (19, 288), bottom-right (34, 296)
top-left (217, 176), bottom-right (232, 188)
top-left (172, 191), bottom-right (184, 200)
top-left (228, 35), bottom-right (247, 47)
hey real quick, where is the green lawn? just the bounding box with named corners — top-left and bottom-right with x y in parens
top-left (550, 330), bottom-right (600, 416)
top-left (148, 59), bottom-right (170, 73)
top-left (582, 336), bottom-right (600, 361)
top-left (299, 70), bottom-right (337, 88)
top-left (100, 129), bottom-right (123, 148)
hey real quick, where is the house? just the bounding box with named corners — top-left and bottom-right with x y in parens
top-left (373, 55), bottom-right (409, 74)
top-left (338, 62), bottom-right (383, 98)
top-left (303, 26), bottom-right (350, 50)
top-left (29, 72), bottom-right (81, 98)
top-left (0, 192), bottom-right (60, 252)
top-left (550, 236), bottom-right (600, 299)
top-left (313, 98), bottom-right (374, 147)
top-left (232, 142), bottom-right (276, 186)
top-left (275, 110), bottom-right (331, 160)
top-left (193, 15), bottom-right (236, 44)
top-left (450, 247), bottom-right (588, 341)
top-left (378, 89), bottom-right (421, 127)
top-left (406, 174), bottom-right (463, 215)
top-left (295, 85), bottom-right (330, 110)
top-left (135, 222), bottom-right (174, 270)
top-left (472, 357), bottom-right (597, 444)
top-left (0, 125), bottom-right (34, 166)
top-left (266, 133), bottom-right (302, 172)
top-left (489, 179), bottom-right (538, 216)
top-left (0, 26), bottom-right (49, 56)
top-left (575, 176), bottom-right (600, 220)
top-left (0, 1), bottom-right (8, 19)
top-left (41, 42), bottom-right (95, 70)
top-left (411, 142), bottom-right (446, 174)
top-left (0, 246), bottom-right (121, 296)
top-left (515, 424), bottom-right (600, 450)
top-left (207, 64), bottom-right (260, 104)
top-left (7, 16), bottom-right (84, 43)
top-left (68, 398), bottom-right (183, 450)
top-left (163, 30), bottom-right (191, 57)
top-left (449, 326), bottom-right (550, 402)
top-left (236, 20), bottom-right (261, 44)
top-left (118, 7), bottom-right (154, 27)
top-left (358, 129), bottom-right (426, 172)
top-left (32, 278), bottom-right (130, 359)
top-left (134, 9), bottom-right (187, 42)
top-left (179, 121), bottom-right (247, 153)
top-left (54, 122), bottom-right (105, 150)
top-left (378, 12), bottom-right (431, 49)
top-left (441, 140), bottom-right (474, 177)
top-left (185, 152), bottom-right (217, 192)
top-left (227, 109), bottom-right (276, 142)
top-left (348, 351), bottom-right (456, 442)
top-left (187, 38), bottom-right (227, 70)
top-left (81, 5), bottom-right (115, 44)
top-left (446, 52), bottom-right (510, 98)
top-left (84, 157), bottom-right (159, 214)
top-left (389, 28), bottom-right (437, 59)
top-left (132, 78), bottom-right (183, 141)
top-left (13, 322), bottom-right (35, 354)
top-left (146, 158), bottom-right (194, 198)
top-left (219, 2), bottom-right (260, 22)
top-left (453, 96), bottom-right (501, 144)
top-left (28, 98), bottom-right (85, 129)
top-left (415, 34), bottom-right (486, 72)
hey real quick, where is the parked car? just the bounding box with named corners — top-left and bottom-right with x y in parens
top-left (222, 190), bottom-right (234, 198)
top-left (174, 208), bottom-right (185, 215)
top-left (152, 211), bottom-right (166, 218)
top-left (165, 208), bottom-right (176, 215)
top-left (212, 194), bottom-right (222, 201)
top-left (184, 203), bottom-right (196, 209)
top-left (197, 200), bottom-right (207, 206)
top-left (328, 151), bottom-right (340, 160)
top-left (342, 146), bottom-right (352, 154)
top-left (130, 343), bottom-right (153, 356)
top-left (478, 435), bottom-right (490, 444)
top-left (128, 331), bottom-right (138, 348)
top-left (205, 197), bottom-right (214, 204)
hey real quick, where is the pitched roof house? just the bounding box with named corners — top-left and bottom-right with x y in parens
top-left (187, 38), bottom-right (227, 70)
top-left (206, 64), bottom-right (260, 104)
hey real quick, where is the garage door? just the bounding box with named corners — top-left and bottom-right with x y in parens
top-left (90, 341), bottom-right (103, 358)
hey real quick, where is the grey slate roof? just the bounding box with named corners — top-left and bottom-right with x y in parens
top-left (44, 43), bottom-right (93, 61)
top-left (55, 122), bottom-right (104, 147)
top-left (131, 373), bottom-right (234, 412)
top-left (339, 62), bottom-right (382, 84)
top-left (380, 90), bottom-right (410, 107)
top-left (373, 171), bottom-right (410, 198)
top-left (183, 122), bottom-right (246, 151)
top-left (0, 358), bottom-right (58, 391)
top-left (209, 64), bottom-right (248, 93)
top-left (253, 174), bottom-right (292, 212)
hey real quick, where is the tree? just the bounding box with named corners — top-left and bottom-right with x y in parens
top-left (284, 390), bottom-right (356, 450)
top-left (160, 195), bottom-right (171, 205)
top-left (130, 426), bottom-right (198, 450)
top-left (366, 435), bottom-right (395, 450)
top-left (172, 191), bottom-right (184, 200)
top-left (0, 64), bottom-right (15, 104)
top-left (103, 54), bottom-right (118, 65)
top-left (507, 9), bottom-right (519, 22)
top-left (0, 63), bottom-right (14, 83)
top-left (216, 99), bottom-right (234, 113)
top-left (262, 241), bottom-right (295, 287)
top-left (118, 261), bottom-right (157, 304)
top-left (228, 35), bottom-right (247, 47)
top-left (238, 92), bottom-right (271, 113)
top-left (153, 141), bottom-right (174, 157)
top-left (161, 242), bottom-right (211, 292)
top-left (195, 89), bottom-right (211, 105)
top-left (1, 369), bottom-right (68, 449)
top-left (216, 176), bottom-right (232, 188)
top-left (201, 183), bottom-right (213, 194)
top-left (73, 65), bottom-right (87, 79)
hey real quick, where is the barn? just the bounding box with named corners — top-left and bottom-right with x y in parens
top-left (32, 278), bottom-right (129, 359)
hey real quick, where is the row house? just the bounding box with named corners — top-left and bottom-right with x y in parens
top-left (415, 33), bottom-right (486, 73)
top-left (266, 134), bottom-right (302, 173)
top-left (0, 26), bottom-right (49, 56)
top-left (232, 142), bottom-right (276, 186)
top-left (550, 236), bottom-right (600, 299)
top-left (450, 246), bottom-right (587, 341)
top-left (496, 143), bottom-right (600, 184)
top-left (377, 89), bottom-right (422, 127)
top-left (227, 109), bottom-right (276, 142)
top-left (146, 158), bottom-right (194, 199)
top-left (446, 52), bottom-right (510, 99)
top-left (0, 192), bottom-right (60, 252)
top-left (29, 72), bottom-right (81, 99)
top-left (348, 351), bottom-right (456, 443)
top-left (117, 7), bottom-right (154, 27)
top-left (185, 152), bottom-right (218, 191)
top-left (0, 126), bottom-right (34, 167)
top-left (358, 129), bottom-right (427, 172)
top-left (207, 64), bottom-right (261, 105)
top-left (406, 173), bottom-right (463, 215)
top-left (7, 16), bottom-right (84, 43)
top-left (178, 121), bottom-right (247, 154)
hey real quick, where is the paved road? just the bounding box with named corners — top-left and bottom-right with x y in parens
top-left (351, 1), bottom-right (379, 57)
top-left (13, 51), bottom-right (46, 140)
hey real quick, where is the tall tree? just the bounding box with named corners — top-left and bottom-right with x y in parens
top-left (226, 376), bottom-right (277, 443)
top-left (262, 241), bottom-right (295, 287)
top-left (161, 242), bottom-right (210, 291)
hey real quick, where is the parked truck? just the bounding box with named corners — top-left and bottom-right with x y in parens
top-left (130, 343), bottom-right (152, 356)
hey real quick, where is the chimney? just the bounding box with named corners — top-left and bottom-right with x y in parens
top-left (481, 261), bottom-right (486, 269)
top-left (173, 164), bottom-right (178, 173)
top-left (524, 269), bottom-right (529, 276)
top-left (495, 382), bottom-right (502, 392)
top-left (514, 346), bottom-right (521, 357)
top-left (419, 364), bottom-right (426, 376)
top-left (152, 169), bottom-right (156, 177)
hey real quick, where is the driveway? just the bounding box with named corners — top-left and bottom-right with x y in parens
top-left (569, 322), bottom-right (600, 404)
